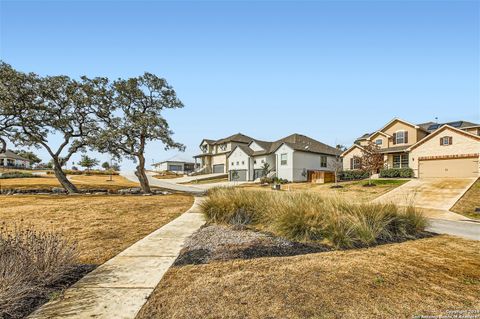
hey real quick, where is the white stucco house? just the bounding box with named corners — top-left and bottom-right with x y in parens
top-left (0, 150), bottom-right (31, 169)
top-left (227, 134), bottom-right (342, 182)
top-left (152, 155), bottom-right (196, 174)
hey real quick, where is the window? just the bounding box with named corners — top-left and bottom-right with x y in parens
top-left (168, 165), bottom-right (183, 172)
top-left (261, 159), bottom-right (265, 163)
top-left (280, 153), bottom-right (287, 165)
top-left (241, 161), bottom-right (244, 165)
top-left (393, 154), bottom-right (409, 168)
top-left (219, 144), bottom-right (227, 151)
top-left (201, 145), bottom-right (207, 152)
top-left (320, 156), bottom-right (327, 168)
top-left (375, 139), bottom-right (382, 145)
top-left (441, 136), bottom-right (452, 146)
top-left (396, 131), bottom-right (405, 144)
top-left (236, 161), bottom-right (239, 165)
top-left (254, 160), bottom-right (257, 164)
top-left (352, 156), bottom-right (361, 169)
top-left (231, 162), bottom-right (234, 166)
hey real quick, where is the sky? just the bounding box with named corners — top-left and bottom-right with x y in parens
top-left (1, 0), bottom-right (479, 170)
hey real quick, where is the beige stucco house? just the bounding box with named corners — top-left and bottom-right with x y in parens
top-left (341, 118), bottom-right (480, 178)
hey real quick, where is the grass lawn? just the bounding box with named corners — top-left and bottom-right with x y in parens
top-left (0, 174), bottom-right (139, 191)
top-left (152, 173), bottom-right (183, 180)
top-left (137, 235), bottom-right (480, 319)
top-left (242, 179), bottom-right (409, 202)
top-left (184, 177), bottom-right (228, 185)
top-left (451, 178), bottom-right (480, 220)
top-left (0, 194), bottom-right (194, 264)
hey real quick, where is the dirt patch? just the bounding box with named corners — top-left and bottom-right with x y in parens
top-left (174, 225), bottom-right (329, 266)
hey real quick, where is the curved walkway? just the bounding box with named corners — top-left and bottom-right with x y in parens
top-left (121, 171), bottom-right (206, 195)
top-left (29, 197), bottom-right (206, 319)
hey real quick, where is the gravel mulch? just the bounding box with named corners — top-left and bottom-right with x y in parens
top-left (173, 225), bottom-right (330, 266)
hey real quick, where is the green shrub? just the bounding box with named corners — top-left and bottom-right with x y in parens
top-left (259, 177), bottom-right (289, 185)
top-left (0, 171), bottom-right (40, 179)
top-left (339, 170), bottom-right (369, 181)
top-left (46, 169), bottom-right (119, 176)
top-left (379, 168), bottom-right (414, 178)
top-left (201, 188), bottom-right (426, 249)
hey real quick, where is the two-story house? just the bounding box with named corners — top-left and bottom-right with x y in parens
top-left (193, 133), bottom-right (255, 174)
top-left (342, 118), bottom-right (480, 178)
top-left (227, 133), bottom-right (342, 182)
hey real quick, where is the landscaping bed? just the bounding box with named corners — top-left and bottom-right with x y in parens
top-left (201, 188), bottom-right (427, 249)
top-left (174, 225), bottom-right (329, 266)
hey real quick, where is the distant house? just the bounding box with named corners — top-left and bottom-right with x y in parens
top-left (152, 155), bottom-right (196, 174)
top-left (0, 150), bottom-right (31, 169)
top-left (195, 133), bottom-right (342, 182)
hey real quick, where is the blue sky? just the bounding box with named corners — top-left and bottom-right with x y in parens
top-left (1, 0), bottom-right (479, 170)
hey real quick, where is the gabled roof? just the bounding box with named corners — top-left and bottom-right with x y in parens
top-left (248, 139), bottom-right (273, 152)
top-left (407, 124), bottom-right (480, 151)
top-left (154, 155), bottom-right (195, 165)
top-left (378, 117), bottom-right (424, 132)
top-left (340, 144), bottom-right (365, 157)
top-left (0, 150), bottom-right (30, 161)
top-left (199, 133), bottom-right (255, 147)
top-left (270, 134), bottom-right (342, 156)
top-left (227, 144), bottom-right (254, 158)
top-left (354, 133), bottom-right (371, 142)
top-left (366, 131), bottom-right (392, 140)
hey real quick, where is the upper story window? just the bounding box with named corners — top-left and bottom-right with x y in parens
top-left (219, 144), bottom-right (227, 151)
top-left (253, 160), bottom-right (257, 164)
top-left (440, 136), bottom-right (452, 146)
top-left (236, 161), bottom-right (239, 165)
top-left (375, 139), bottom-right (382, 145)
top-left (241, 161), bottom-right (245, 165)
top-left (320, 156), bottom-right (327, 168)
top-left (394, 131), bottom-right (408, 144)
top-left (280, 153), bottom-right (287, 165)
top-left (261, 159), bottom-right (265, 163)
top-left (231, 162), bottom-right (234, 166)
top-left (201, 145), bottom-right (208, 153)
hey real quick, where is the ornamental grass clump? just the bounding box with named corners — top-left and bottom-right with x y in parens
top-left (201, 188), bottom-right (427, 249)
top-left (0, 225), bottom-right (78, 319)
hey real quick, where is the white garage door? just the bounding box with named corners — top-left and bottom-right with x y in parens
top-left (212, 164), bottom-right (225, 173)
top-left (419, 158), bottom-right (478, 178)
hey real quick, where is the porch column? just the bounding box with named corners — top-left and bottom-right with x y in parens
top-left (383, 155), bottom-right (388, 168)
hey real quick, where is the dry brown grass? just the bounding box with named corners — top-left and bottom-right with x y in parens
top-left (0, 227), bottom-right (78, 319)
top-left (451, 179), bottom-right (480, 220)
top-left (0, 174), bottom-right (139, 191)
top-left (184, 177), bottom-right (228, 185)
top-left (137, 235), bottom-right (480, 319)
top-left (0, 194), bottom-right (193, 264)
top-left (241, 179), bottom-right (408, 202)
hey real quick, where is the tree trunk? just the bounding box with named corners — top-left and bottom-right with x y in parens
top-left (0, 137), bottom-right (6, 153)
top-left (52, 157), bottom-right (79, 193)
top-left (135, 154), bottom-right (151, 194)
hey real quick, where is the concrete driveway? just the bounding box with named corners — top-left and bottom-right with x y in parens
top-left (374, 178), bottom-right (477, 216)
top-left (121, 171), bottom-right (206, 195)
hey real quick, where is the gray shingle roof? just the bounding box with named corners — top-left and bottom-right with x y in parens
top-left (0, 150), bottom-right (30, 161)
top-left (270, 134), bottom-right (342, 156)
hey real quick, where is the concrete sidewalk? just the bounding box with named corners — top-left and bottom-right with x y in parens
top-left (29, 198), bottom-right (206, 319)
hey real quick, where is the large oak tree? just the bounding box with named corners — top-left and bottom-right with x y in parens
top-left (96, 73), bottom-right (185, 193)
top-left (0, 62), bottom-right (109, 193)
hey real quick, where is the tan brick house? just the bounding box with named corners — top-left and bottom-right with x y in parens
top-left (341, 118), bottom-right (480, 178)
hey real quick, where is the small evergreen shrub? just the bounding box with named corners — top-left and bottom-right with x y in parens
top-left (380, 168), bottom-right (414, 178)
top-left (339, 170), bottom-right (369, 181)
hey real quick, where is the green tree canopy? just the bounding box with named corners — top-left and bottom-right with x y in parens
top-left (95, 73), bottom-right (185, 193)
top-left (78, 155), bottom-right (99, 171)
